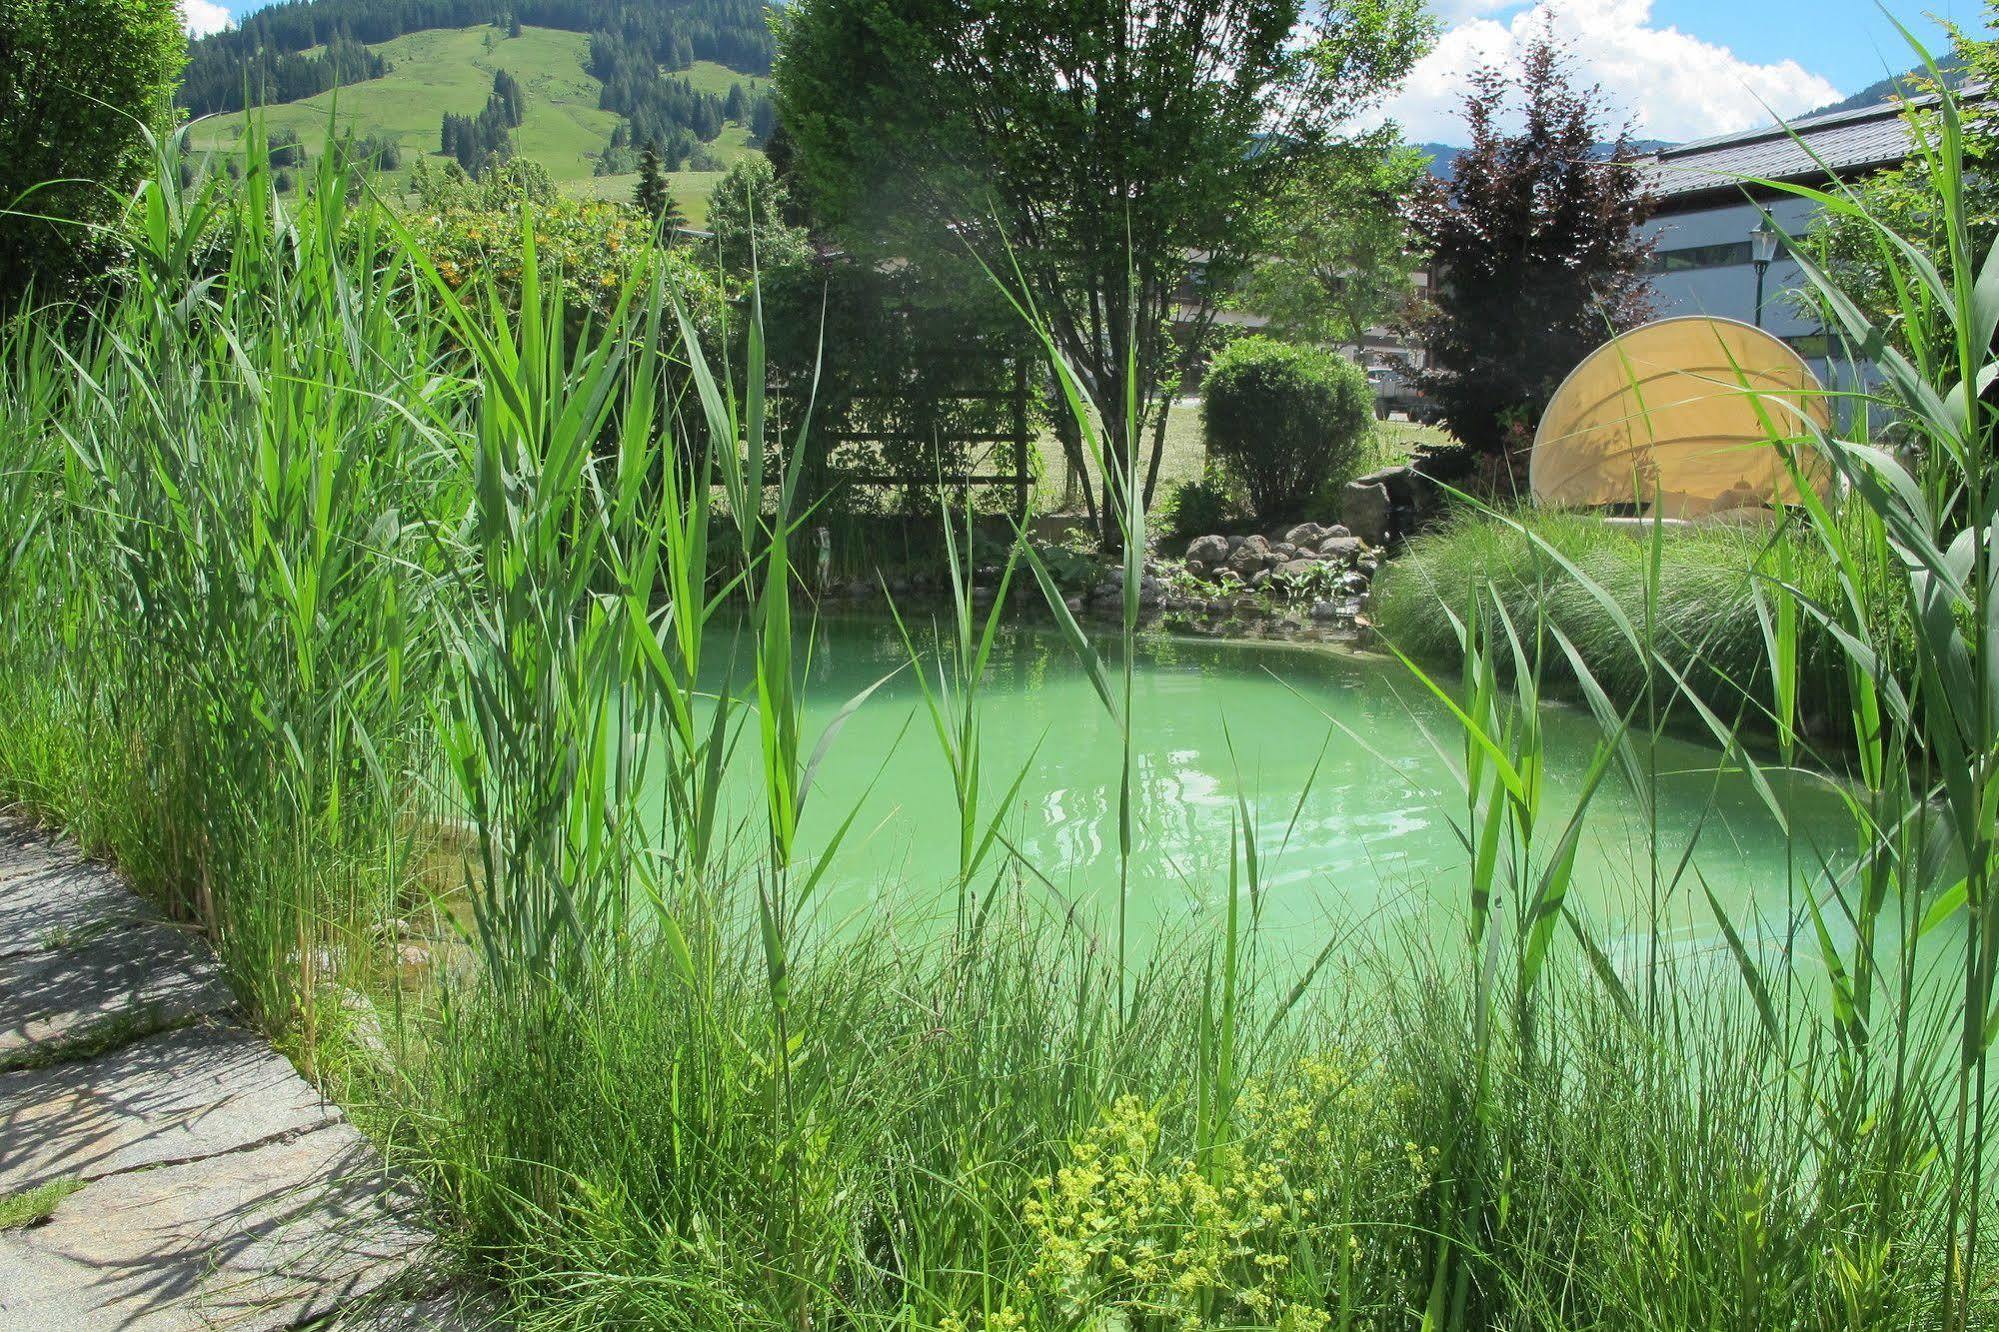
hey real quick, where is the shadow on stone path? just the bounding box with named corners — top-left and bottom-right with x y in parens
top-left (0, 818), bottom-right (493, 1330)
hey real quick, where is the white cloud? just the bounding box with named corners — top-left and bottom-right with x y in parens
top-left (1383, 0), bottom-right (1842, 144)
top-left (182, 0), bottom-right (232, 37)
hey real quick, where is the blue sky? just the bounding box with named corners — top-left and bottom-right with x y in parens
top-left (1655, 0), bottom-right (1960, 94)
top-left (1378, 0), bottom-right (1967, 141)
top-left (191, 0), bottom-right (1975, 144)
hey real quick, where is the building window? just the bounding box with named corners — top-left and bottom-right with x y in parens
top-left (1646, 240), bottom-right (1757, 272)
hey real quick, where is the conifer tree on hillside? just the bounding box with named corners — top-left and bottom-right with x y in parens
top-left (596, 120), bottom-right (639, 175)
top-left (635, 144), bottom-right (670, 221)
top-left (440, 96), bottom-right (517, 178)
top-left (634, 145), bottom-right (688, 242)
top-left (493, 68), bottom-right (524, 127)
top-left (748, 96), bottom-right (777, 146)
top-left (267, 127), bottom-right (306, 169)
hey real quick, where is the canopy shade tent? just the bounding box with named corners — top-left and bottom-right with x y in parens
top-left (1530, 316), bottom-right (1832, 519)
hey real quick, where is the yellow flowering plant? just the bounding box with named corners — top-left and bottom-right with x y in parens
top-left (989, 1053), bottom-right (1438, 1332)
top-left (403, 193), bottom-right (725, 336)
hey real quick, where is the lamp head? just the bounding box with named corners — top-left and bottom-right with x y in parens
top-left (1750, 218), bottom-right (1780, 266)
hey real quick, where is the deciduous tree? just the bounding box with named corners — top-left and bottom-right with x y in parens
top-left (1236, 137), bottom-right (1427, 348)
top-left (0, 0), bottom-right (184, 304)
top-left (1408, 32), bottom-right (1655, 460)
top-left (492, 68), bottom-right (525, 127)
top-left (773, 0), bottom-right (1432, 544)
top-left (1807, 4), bottom-right (1999, 363)
top-left (704, 155), bottom-right (811, 279)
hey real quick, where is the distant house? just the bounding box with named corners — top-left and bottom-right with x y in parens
top-left (1634, 96), bottom-right (1951, 384)
top-left (1174, 256), bottom-right (1435, 419)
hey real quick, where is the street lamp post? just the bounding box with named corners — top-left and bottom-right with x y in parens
top-left (1750, 218), bottom-right (1780, 329)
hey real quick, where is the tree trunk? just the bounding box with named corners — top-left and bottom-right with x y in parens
top-left (1096, 390), bottom-right (1137, 553)
top-left (1050, 400), bottom-right (1099, 535)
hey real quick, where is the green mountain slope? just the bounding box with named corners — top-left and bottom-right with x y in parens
top-left (187, 24), bottom-right (765, 223)
top-left (1804, 54), bottom-right (1963, 117)
top-left (190, 27), bottom-right (613, 184)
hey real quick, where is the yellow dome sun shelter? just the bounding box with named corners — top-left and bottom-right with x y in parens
top-left (1530, 316), bottom-right (1833, 520)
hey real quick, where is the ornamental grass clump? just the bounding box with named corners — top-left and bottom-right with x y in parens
top-left (1370, 505), bottom-right (1903, 736)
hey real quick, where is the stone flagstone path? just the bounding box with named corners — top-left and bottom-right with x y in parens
top-left (0, 818), bottom-right (487, 1329)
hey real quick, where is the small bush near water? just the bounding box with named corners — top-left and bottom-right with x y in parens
top-left (1, 116), bottom-right (1997, 1330)
top-left (1158, 462), bottom-right (1240, 542)
top-left (1203, 336), bottom-right (1373, 519)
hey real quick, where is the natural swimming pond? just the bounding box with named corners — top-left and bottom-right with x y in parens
top-left (746, 614), bottom-right (1862, 970)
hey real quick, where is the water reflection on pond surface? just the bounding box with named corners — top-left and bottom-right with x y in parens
top-left (705, 615), bottom-right (1864, 978)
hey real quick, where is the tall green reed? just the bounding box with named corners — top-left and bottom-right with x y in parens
top-left (0, 122), bottom-right (450, 1041)
top-left (885, 494), bottom-right (1035, 937)
top-left (1759, 57), bottom-right (1999, 1322)
top-left (1370, 54), bottom-right (1999, 1324)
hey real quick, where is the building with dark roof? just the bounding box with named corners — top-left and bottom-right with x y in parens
top-left (1641, 100), bottom-right (1925, 209)
top-left (1631, 95), bottom-right (1945, 379)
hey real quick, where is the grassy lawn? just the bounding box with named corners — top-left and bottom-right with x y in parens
top-left (1034, 398), bottom-right (1207, 511)
top-left (188, 26), bottom-right (766, 216)
top-left (566, 126), bottom-right (762, 226)
top-left (678, 59), bottom-right (767, 96)
top-left (568, 171), bottom-right (726, 226)
top-left (1034, 400), bottom-right (1455, 515)
top-left (1374, 418), bottom-right (1455, 459)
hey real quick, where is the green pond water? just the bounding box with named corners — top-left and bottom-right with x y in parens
top-left (743, 615), bottom-right (1865, 975)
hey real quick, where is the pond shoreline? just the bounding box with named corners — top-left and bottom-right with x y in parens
top-left (811, 519), bottom-right (1389, 646)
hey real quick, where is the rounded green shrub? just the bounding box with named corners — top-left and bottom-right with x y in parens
top-left (1201, 336), bottom-right (1373, 519)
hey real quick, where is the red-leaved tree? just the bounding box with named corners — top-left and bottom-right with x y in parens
top-left (1408, 32), bottom-right (1656, 461)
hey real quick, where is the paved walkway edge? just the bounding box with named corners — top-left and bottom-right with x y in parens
top-left (0, 816), bottom-right (492, 1330)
